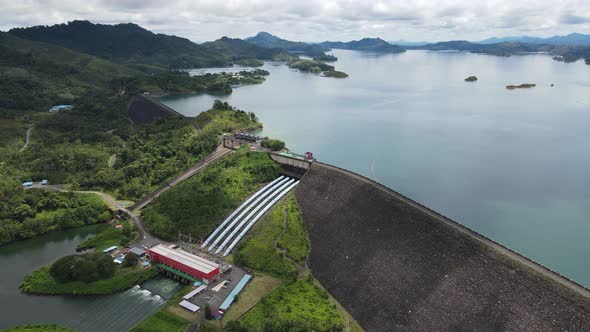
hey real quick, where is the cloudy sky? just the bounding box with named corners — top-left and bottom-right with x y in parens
top-left (1, 0), bottom-right (589, 42)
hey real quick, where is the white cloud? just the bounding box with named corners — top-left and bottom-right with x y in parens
top-left (0, 0), bottom-right (589, 42)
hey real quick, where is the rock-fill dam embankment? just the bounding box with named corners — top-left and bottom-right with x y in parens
top-left (294, 162), bottom-right (590, 331)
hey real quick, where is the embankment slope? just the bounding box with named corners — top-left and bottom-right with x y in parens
top-left (128, 95), bottom-right (183, 124)
top-left (294, 163), bottom-right (590, 331)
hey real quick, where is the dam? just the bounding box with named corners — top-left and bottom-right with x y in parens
top-left (293, 162), bottom-right (590, 331)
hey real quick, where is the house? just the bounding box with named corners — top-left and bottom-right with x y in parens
top-left (49, 104), bottom-right (73, 112)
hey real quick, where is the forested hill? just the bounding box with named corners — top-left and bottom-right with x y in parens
top-left (245, 31), bottom-right (330, 57)
top-left (8, 20), bottom-right (228, 69)
top-left (0, 31), bottom-right (142, 113)
top-left (409, 40), bottom-right (590, 63)
top-left (201, 36), bottom-right (281, 60)
top-left (319, 38), bottom-right (405, 53)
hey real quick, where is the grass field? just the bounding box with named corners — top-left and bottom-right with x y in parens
top-left (76, 220), bottom-right (137, 251)
top-left (128, 310), bottom-right (190, 332)
top-left (221, 272), bottom-right (282, 322)
top-left (238, 277), bottom-right (345, 331)
top-left (20, 265), bottom-right (158, 295)
top-left (130, 286), bottom-right (193, 332)
top-left (234, 194), bottom-right (307, 279)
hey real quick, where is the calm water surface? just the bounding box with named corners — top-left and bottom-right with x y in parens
top-left (0, 225), bottom-right (181, 331)
top-left (160, 50), bottom-right (590, 286)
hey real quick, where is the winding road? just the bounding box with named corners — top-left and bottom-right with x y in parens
top-left (29, 144), bottom-right (234, 248)
top-left (18, 127), bottom-right (32, 152)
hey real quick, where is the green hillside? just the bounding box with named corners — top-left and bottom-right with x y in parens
top-left (0, 32), bottom-right (142, 113)
top-left (9, 20), bottom-right (229, 69)
top-left (201, 36), bottom-right (281, 60)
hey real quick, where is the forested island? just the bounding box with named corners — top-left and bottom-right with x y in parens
top-left (506, 83), bottom-right (536, 89)
top-left (287, 59), bottom-right (349, 78)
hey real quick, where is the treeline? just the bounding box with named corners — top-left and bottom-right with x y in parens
top-left (112, 72), bottom-right (232, 96)
top-left (0, 189), bottom-right (111, 245)
top-left (261, 137), bottom-right (286, 151)
top-left (50, 252), bottom-right (115, 283)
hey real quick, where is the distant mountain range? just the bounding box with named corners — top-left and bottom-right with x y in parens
top-left (244, 32), bottom-right (405, 55)
top-left (479, 33), bottom-right (590, 46)
top-left (408, 40), bottom-right (590, 64)
top-left (319, 38), bottom-right (405, 53)
top-left (245, 32), bottom-right (329, 57)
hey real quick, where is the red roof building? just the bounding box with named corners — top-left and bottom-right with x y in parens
top-left (148, 244), bottom-right (220, 280)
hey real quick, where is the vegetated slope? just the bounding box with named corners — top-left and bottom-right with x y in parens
top-left (9, 20), bottom-right (228, 69)
top-left (201, 36), bottom-right (281, 60)
top-left (295, 163), bottom-right (590, 332)
top-left (320, 37), bottom-right (405, 53)
top-left (230, 194), bottom-right (348, 331)
top-left (0, 32), bottom-right (141, 113)
top-left (0, 190), bottom-right (111, 246)
top-left (245, 31), bottom-right (329, 56)
top-left (142, 149), bottom-right (281, 241)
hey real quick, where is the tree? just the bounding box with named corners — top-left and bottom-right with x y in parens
top-left (122, 253), bottom-right (138, 267)
top-left (205, 303), bottom-right (212, 320)
top-left (14, 204), bottom-right (34, 220)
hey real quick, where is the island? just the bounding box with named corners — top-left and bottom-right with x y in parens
top-left (506, 83), bottom-right (536, 90)
top-left (465, 76), bottom-right (478, 82)
top-left (323, 70), bottom-right (349, 78)
top-left (288, 59), bottom-right (348, 78)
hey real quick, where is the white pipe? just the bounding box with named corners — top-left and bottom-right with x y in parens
top-left (215, 179), bottom-right (295, 254)
top-left (224, 181), bottom-right (300, 256)
top-left (201, 176), bottom-right (284, 248)
top-left (208, 177), bottom-right (291, 251)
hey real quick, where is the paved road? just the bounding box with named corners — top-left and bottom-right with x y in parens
top-left (316, 162), bottom-right (590, 299)
top-left (18, 127), bottom-right (32, 152)
top-left (29, 184), bottom-right (164, 247)
top-left (130, 145), bottom-right (233, 211)
top-left (28, 145), bottom-right (233, 249)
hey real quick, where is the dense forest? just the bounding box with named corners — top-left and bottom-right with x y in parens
top-left (9, 21), bottom-right (228, 69)
top-left (0, 188), bottom-right (111, 245)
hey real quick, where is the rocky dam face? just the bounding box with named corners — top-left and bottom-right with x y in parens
top-left (294, 163), bottom-right (590, 331)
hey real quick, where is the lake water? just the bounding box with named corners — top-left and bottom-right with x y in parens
top-left (160, 50), bottom-right (590, 286)
top-left (0, 225), bottom-right (181, 331)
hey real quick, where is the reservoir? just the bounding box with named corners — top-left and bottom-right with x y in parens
top-left (0, 225), bottom-right (181, 331)
top-left (160, 50), bottom-right (590, 286)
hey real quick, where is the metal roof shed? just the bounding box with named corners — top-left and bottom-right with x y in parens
top-left (183, 285), bottom-right (207, 300)
top-left (179, 300), bottom-right (200, 312)
top-left (129, 247), bottom-right (146, 257)
top-left (219, 274), bottom-right (252, 312)
top-left (103, 246), bottom-right (117, 253)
